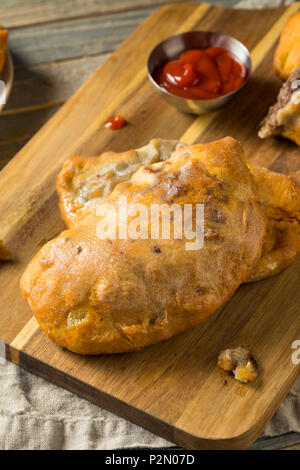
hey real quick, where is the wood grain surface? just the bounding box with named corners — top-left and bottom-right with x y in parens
top-left (0, 1), bottom-right (299, 450)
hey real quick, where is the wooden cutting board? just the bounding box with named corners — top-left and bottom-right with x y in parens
top-left (0, 1), bottom-right (300, 450)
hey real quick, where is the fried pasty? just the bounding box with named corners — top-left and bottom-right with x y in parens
top-left (274, 12), bottom-right (300, 81)
top-left (21, 137), bottom-right (266, 355)
top-left (57, 140), bottom-right (300, 283)
top-left (259, 67), bottom-right (300, 146)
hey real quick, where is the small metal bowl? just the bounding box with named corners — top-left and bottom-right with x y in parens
top-left (147, 31), bottom-right (252, 115)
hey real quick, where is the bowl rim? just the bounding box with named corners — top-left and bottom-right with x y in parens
top-left (0, 50), bottom-right (14, 112)
top-left (147, 30), bottom-right (252, 104)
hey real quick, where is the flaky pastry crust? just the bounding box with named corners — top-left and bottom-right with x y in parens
top-left (57, 139), bottom-right (183, 228)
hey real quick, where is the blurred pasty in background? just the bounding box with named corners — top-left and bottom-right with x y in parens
top-left (274, 12), bottom-right (300, 80)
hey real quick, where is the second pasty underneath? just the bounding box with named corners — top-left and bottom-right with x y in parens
top-left (259, 67), bottom-right (300, 146)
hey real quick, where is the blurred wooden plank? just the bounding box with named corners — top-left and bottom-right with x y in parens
top-left (4, 54), bottom-right (109, 112)
top-left (0, 105), bottom-right (58, 138)
top-left (0, 106), bottom-right (59, 169)
top-left (0, 138), bottom-right (30, 169)
top-left (0, 54), bottom-right (109, 165)
top-left (0, 0), bottom-right (182, 29)
top-left (8, 7), bottom-right (155, 66)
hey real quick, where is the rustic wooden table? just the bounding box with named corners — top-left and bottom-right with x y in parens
top-left (0, 0), bottom-right (299, 450)
top-left (0, 0), bottom-right (240, 170)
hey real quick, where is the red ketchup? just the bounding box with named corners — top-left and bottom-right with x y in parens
top-left (154, 47), bottom-right (247, 100)
top-left (105, 115), bottom-right (126, 130)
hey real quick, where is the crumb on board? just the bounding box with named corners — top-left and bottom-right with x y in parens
top-left (218, 346), bottom-right (258, 384)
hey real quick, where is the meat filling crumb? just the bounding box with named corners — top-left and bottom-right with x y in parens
top-left (218, 346), bottom-right (258, 383)
top-left (258, 67), bottom-right (300, 140)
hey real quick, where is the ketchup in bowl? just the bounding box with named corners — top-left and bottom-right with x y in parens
top-left (153, 47), bottom-right (247, 100)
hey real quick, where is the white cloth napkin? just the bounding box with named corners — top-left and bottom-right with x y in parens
top-left (0, 360), bottom-right (299, 449)
top-left (0, 0), bottom-right (298, 450)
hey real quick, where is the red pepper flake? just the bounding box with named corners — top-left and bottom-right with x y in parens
top-left (104, 115), bottom-right (126, 130)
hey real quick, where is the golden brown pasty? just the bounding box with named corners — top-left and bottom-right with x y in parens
top-left (0, 27), bottom-right (7, 76)
top-left (259, 67), bottom-right (300, 146)
top-left (274, 12), bottom-right (300, 80)
top-left (57, 139), bottom-right (300, 283)
top-left (21, 137), bottom-right (266, 355)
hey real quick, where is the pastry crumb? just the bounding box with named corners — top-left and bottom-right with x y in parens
top-left (218, 346), bottom-right (258, 383)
